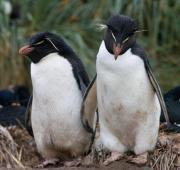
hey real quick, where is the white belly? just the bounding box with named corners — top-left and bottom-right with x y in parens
top-left (31, 53), bottom-right (90, 158)
top-left (96, 42), bottom-right (160, 154)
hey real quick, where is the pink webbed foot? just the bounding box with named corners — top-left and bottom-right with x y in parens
top-left (36, 158), bottom-right (59, 168)
top-left (103, 151), bottom-right (123, 166)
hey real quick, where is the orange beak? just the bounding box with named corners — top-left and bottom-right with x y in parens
top-left (19, 45), bottom-right (34, 56)
top-left (113, 43), bottom-right (121, 60)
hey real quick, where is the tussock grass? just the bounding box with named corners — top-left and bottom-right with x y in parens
top-left (0, 0), bottom-right (179, 89)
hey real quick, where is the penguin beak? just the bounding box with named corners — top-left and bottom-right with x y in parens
top-left (113, 43), bottom-right (121, 60)
top-left (19, 45), bottom-right (34, 56)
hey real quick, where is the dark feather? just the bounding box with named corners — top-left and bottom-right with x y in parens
top-left (0, 106), bottom-right (26, 127)
top-left (63, 56), bottom-right (90, 95)
top-left (0, 89), bottom-right (18, 106)
top-left (161, 86), bottom-right (180, 124)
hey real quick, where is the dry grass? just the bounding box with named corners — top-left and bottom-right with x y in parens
top-left (0, 125), bottom-right (24, 168)
top-left (149, 126), bottom-right (180, 170)
top-left (0, 125), bottom-right (40, 169)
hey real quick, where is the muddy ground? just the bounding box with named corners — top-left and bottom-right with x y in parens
top-left (0, 124), bottom-right (179, 170)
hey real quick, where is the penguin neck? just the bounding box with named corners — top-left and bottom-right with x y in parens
top-left (30, 53), bottom-right (60, 67)
top-left (97, 41), bottom-right (146, 75)
top-left (39, 52), bottom-right (58, 62)
top-left (98, 41), bottom-right (135, 60)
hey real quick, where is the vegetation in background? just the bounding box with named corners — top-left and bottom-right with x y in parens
top-left (0, 0), bottom-right (179, 91)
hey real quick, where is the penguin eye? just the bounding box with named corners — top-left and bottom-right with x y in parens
top-left (122, 37), bottom-right (129, 44)
top-left (34, 40), bottom-right (45, 46)
top-left (111, 31), bottom-right (116, 42)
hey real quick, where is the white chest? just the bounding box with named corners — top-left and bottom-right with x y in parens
top-left (96, 41), bottom-right (153, 110)
top-left (30, 53), bottom-right (83, 142)
top-left (96, 42), bottom-right (160, 152)
top-left (31, 53), bottom-right (81, 107)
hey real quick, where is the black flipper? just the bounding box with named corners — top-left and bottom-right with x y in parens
top-left (144, 59), bottom-right (180, 132)
top-left (62, 56), bottom-right (90, 96)
top-left (144, 60), bottom-right (180, 131)
top-left (81, 75), bottom-right (98, 134)
top-left (144, 58), bottom-right (169, 123)
top-left (132, 44), bottom-right (180, 132)
top-left (77, 74), bottom-right (87, 95)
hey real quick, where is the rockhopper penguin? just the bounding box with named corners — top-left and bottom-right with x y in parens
top-left (81, 15), bottom-right (180, 165)
top-left (19, 32), bottom-right (92, 167)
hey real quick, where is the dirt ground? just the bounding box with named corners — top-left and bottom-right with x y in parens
top-left (0, 124), bottom-right (179, 170)
top-left (0, 162), bottom-right (151, 170)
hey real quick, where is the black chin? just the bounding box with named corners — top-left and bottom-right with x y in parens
top-left (28, 51), bottom-right (44, 63)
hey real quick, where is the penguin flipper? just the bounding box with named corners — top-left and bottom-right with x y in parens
top-left (144, 58), bottom-right (180, 132)
top-left (81, 75), bottom-right (98, 133)
top-left (64, 57), bottom-right (90, 96)
top-left (77, 74), bottom-right (88, 95)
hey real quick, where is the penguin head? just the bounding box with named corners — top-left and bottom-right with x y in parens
top-left (104, 15), bottom-right (138, 60)
top-left (19, 32), bottom-right (71, 63)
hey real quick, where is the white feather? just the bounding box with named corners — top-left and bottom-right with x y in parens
top-left (96, 24), bottom-right (107, 31)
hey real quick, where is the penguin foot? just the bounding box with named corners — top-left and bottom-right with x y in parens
top-left (103, 152), bottom-right (123, 166)
top-left (36, 158), bottom-right (59, 168)
top-left (128, 152), bottom-right (148, 165)
top-left (64, 158), bottom-right (81, 167)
